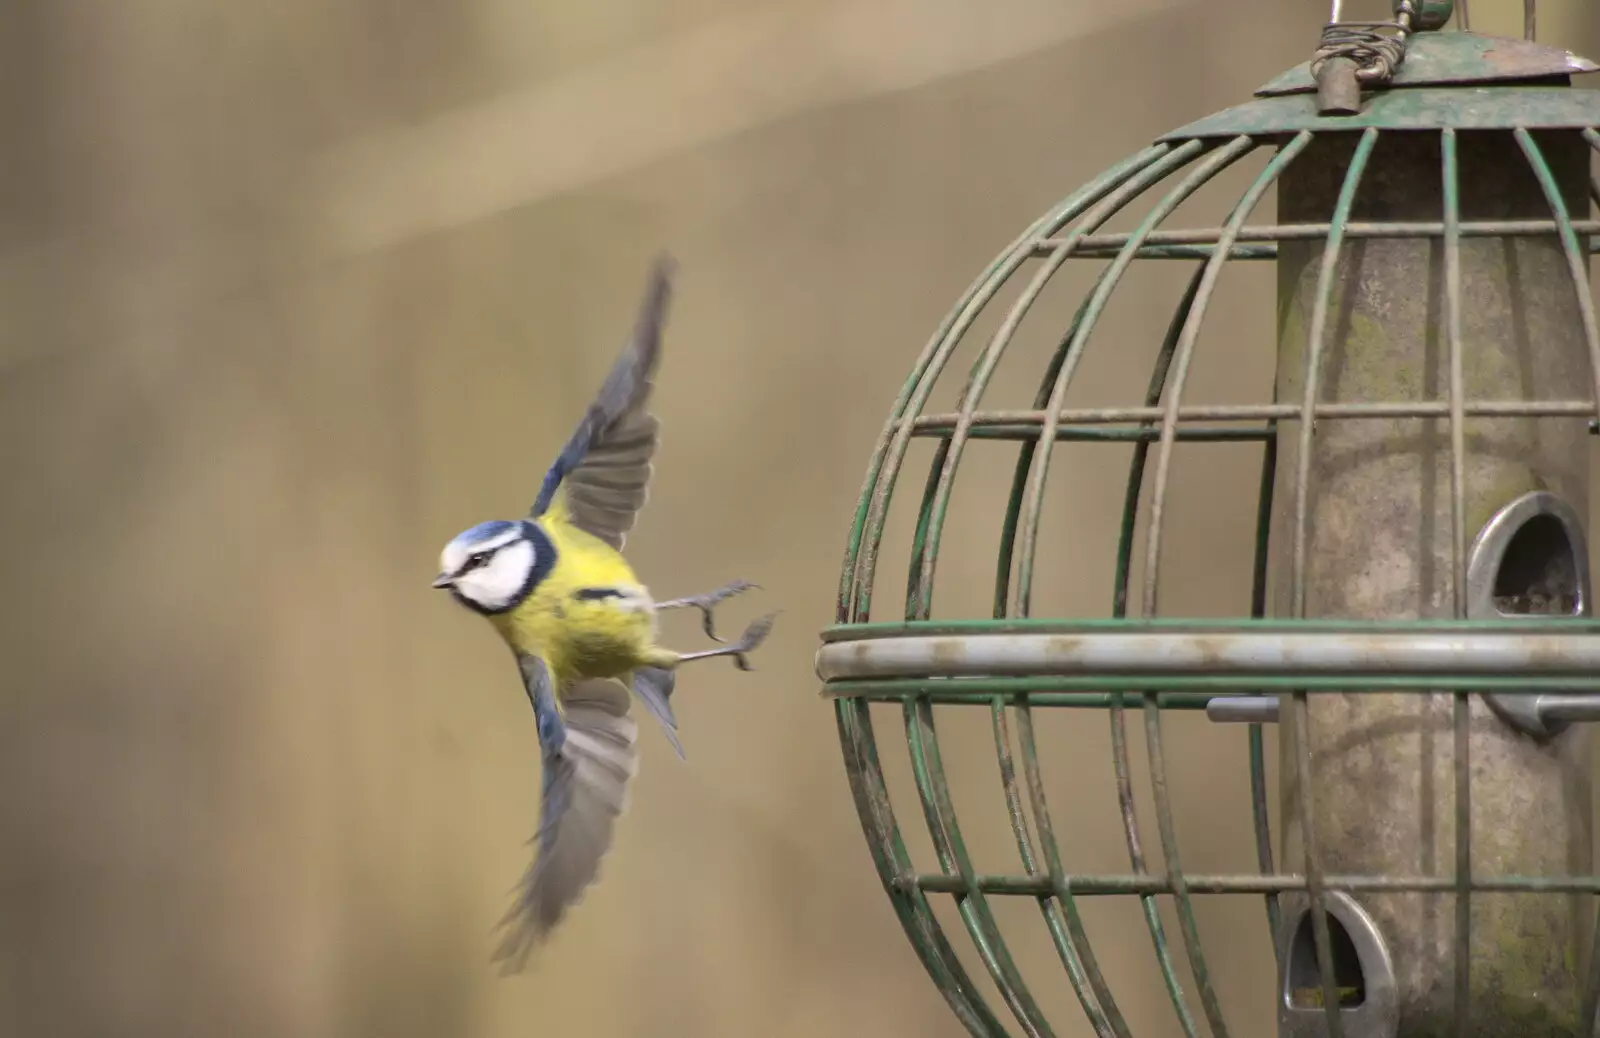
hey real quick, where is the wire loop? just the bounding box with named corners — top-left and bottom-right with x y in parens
top-left (1313, 1), bottom-right (1416, 87)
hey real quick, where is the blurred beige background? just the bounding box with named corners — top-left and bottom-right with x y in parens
top-left (2, 1), bottom-right (1597, 1036)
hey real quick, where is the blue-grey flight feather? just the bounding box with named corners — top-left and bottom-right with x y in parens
top-left (529, 254), bottom-right (673, 550)
top-left (496, 659), bottom-right (639, 972)
top-left (632, 666), bottom-right (684, 759)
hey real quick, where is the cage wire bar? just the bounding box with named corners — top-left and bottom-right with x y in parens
top-left (1285, 125), bottom-right (1380, 1038)
top-left (823, 36), bottom-right (1600, 1037)
top-left (1442, 123), bottom-right (1472, 1038)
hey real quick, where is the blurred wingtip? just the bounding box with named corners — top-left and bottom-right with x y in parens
top-left (491, 910), bottom-right (553, 976)
top-left (489, 872), bottom-right (574, 975)
top-left (489, 684), bottom-right (638, 975)
top-left (630, 250), bottom-right (676, 349)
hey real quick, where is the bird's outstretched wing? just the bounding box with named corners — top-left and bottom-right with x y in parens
top-left (529, 254), bottom-right (674, 550)
top-left (495, 658), bottom-right (639, 972)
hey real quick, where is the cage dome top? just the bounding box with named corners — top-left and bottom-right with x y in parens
top-left (1167, 30), bottom-right (1600, 140)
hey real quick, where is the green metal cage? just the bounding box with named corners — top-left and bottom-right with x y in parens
top-left (818, 10), bottom-right (1600, 1038)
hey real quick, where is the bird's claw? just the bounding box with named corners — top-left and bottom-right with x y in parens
top-left (674, 610), bottom-right (778, 669)
top-left (727, 611), bottom-right (778, 671)
top-left (657, 579), bottom-right (759, 643)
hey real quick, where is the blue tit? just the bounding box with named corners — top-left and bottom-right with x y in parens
top-left (431, 253), bottom-right (775, 971)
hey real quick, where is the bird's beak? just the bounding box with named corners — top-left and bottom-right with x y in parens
top-left (431, 573), bottom-right (454, 589)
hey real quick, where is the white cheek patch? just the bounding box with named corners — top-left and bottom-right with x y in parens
top-left (458, 540), bottom-right (536, 610)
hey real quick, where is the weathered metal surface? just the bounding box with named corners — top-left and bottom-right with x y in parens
top-left (1212, 693), bottom-right (1600, 727)
top-left (1256, 30), bottom-right (1596, 98)
top-left (1162, 86), bottom-right (1600, 142)
top-left (906, 399), bottom-right (1598, 431)
top-left (820, 616), bottom-right (1600, 641)
top-left (1465, 490), bottom-right (1598, 737)
top-left (1279, 892), bottom-right (1401, 1038)
top-left (1273, 128), bottom-right (1595, 1036)
top-left (1036, 216), bottom-right (1600, 252)
top-left (1318, 55), bottom-right (1367, 116)
top-left (911, 873), bottom-right (1600, 897)
top-left (812, 629), bottom-right (1600, 681)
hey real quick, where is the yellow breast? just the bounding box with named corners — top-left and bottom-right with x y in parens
top-left (489, 517), bottom-right (654, 685)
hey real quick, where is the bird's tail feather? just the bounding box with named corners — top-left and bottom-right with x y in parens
top-left (493, 677), bottom-right (639, 972)
top-left (632, 666), bottom-right (685, 760)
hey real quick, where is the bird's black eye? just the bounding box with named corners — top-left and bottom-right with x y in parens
top-left (465, 550), bottom-right (493, 571)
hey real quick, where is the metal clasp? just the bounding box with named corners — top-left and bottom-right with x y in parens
top-left (1467, 490), bottom-right (1594, 739)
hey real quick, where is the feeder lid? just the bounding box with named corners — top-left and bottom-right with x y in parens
top-left (1160, 31), bottom-right (1600, 142)
top-left (1157, 84), bottom-right (1600, 140)
top-left (1256, 30), bottom-right (1596, 98)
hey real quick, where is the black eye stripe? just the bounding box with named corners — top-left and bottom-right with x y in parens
top-left (458, 548), bottom-right (496, 575)
top-left (454, 537), bottom-right (537, 577)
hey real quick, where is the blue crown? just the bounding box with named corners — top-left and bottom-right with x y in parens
top-left (449, 519), bottom-right (521, 550)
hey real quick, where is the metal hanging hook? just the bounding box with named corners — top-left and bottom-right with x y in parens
top-left (1313, 0), bottom-right (1420, 115)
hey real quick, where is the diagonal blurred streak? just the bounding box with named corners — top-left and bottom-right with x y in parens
top-left (0, 0), bottom-right (1202, 383)
top-left (312, 0), bottom-right (1195, 254)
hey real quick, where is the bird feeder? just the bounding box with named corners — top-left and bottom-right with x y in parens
top-left (817, 3), bottom-right (1600, 1035)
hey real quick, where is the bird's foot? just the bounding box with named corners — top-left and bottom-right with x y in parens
top-left (656, 579), bottom-right (759, 642)
top-left (676, 612), bottom-right (778, 672)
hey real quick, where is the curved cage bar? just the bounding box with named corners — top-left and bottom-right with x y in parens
top-left (824, 18), bottom-right (1600, 1038)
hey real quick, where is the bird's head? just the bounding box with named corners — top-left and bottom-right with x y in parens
top-left (432, 520), bottom-right (553, 615)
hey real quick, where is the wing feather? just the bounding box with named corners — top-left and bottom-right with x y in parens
top-left (495, 665), bottom-right (639, 972)
top-left (529, 254), bottom-right (673, 550)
